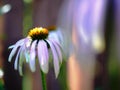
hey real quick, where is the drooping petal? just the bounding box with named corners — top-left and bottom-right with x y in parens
top-left (14, 47), bottom-right (22, 70)
top-left (8, 39), bottom-right (25, 49)
top-left (37, 40), bottom-right (49, 73)
top-left (14, 39), bottom-right (30, 75)
top-left (48, 30), bottom-right (63, 45)
top-left (25, 37), bottom-right (32, 49)
top-left (19, 66), bottom-right (23, 76)
top-left (49, 39), bottom-right (62, 64)
top-left (8, 45), bottom-right (15, 49)
top-left (24, 38), bottom-right (31, 63)
top-left (29, 40), bottom-right (37, 72)
top-left (24, 50), bottom-right (30, 63)
top-left (46, 40), bottom-right (60, 78)
top-left (18, 47), bottom-right (25, 76)
top-left (8, 38), bottom-right (25, 62)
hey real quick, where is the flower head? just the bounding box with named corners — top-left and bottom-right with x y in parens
top-left (28, 27), bottom-right (49, 40)
top-left (8, 27), bottom-right (62, 78)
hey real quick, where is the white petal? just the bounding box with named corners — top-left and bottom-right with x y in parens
top-left (46, 40), bottom-right (60, 78)
top-left (37, 40), bottom-right (49, 73)
top-left (29, 40), bottom-right (37, 72)
top-left (8, 39), bottom-right (25, 62)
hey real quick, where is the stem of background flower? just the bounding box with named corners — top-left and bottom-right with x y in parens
top-left (41, 70), bottom-right (47, 90)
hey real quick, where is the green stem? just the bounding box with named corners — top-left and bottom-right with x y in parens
top-left (41, 70), bottom-right (47, 90)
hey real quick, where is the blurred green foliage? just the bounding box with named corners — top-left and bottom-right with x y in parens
top-left (108, 35), bottom-right (120, 90)
top-left (23, 0), bottom-right (33, 4)
top-left (0, 79), bottom-right (5, 90)
top-left (23, 2), bottom-right (33, 36)
top-left (58, 61), bottom-right (68, 90)
top-left (22, 2), bottom-right (33, 90)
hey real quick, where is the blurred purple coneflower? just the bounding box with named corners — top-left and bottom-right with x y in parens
top-left (8, 27), bottom-right (62, 78)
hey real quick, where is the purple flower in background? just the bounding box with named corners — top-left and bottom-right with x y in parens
top-left (57, 0), bottom-right (107, 58)
top-left (57, 0), bottom-right (107, 71)
top-left (8, 27), bottom-right (62, 78)
top-left (115, 0), bottom-right (120, 60)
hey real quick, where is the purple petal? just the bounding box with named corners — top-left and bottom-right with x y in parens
top-left (14, 47), bottom-right (22, 70)
top-left (29, 40), bottom-right (37, 72)
top-left (24, 38), bottom-right (31, 63)
top-left (37, 40), bottom-right (49, 73)
top-left (14, 39), bottom-right (28, 70)
top-left (46, 40), bottom-right (60, 78)
top-left (48, 31), bottom-right (60, 44)
top-left (14, 45), bottom-right (25, 75)
top-left (49, 39), bottom-right (62, 64)
top-left (8, 38), bottom-right (25, 62)
top-left (25, 37), bottom-right (32, 48)
top-left (19, 47), bottom-right (25, 76)
top-left (24, 50), bottom-right (30, 63)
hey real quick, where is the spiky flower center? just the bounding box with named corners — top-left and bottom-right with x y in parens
top-left (28, 27), bottom-right (49, 40)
